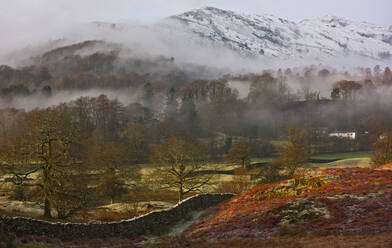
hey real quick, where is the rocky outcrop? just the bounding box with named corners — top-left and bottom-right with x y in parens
top-left (0, 193), bottom-right (234, 241)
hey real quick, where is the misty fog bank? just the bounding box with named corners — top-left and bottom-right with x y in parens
top-left (0, 88), bottom-right (141, 111)
top-left (2, 14), bottom-right (391, 72)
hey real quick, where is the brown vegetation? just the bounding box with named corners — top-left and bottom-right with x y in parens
top-left (152, 233), bottom-right (392, 248)
top-left (184, 167), bottom-right (392, 240)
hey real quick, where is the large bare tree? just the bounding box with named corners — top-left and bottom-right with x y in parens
top-left (275, 126), bottom-right (311, 178)
top-left (87, 141), bottom-right (139, 204)
top-left (0, 107), bottom-right (84, 218)
top-left (225, 140), bottom-right (257, 168)
top-left (150, 136), bottom-right (212, 202)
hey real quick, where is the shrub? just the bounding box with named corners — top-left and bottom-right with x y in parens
top-left (217, 175), bottom-right (254, 194)
top-left (256, 164), bottom-right (287, 184)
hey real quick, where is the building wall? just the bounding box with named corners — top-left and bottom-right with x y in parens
top-left (329, 132), bottom-right (356, 140)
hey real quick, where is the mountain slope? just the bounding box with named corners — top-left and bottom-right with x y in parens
top-left (3, 7), bottom-right (392, 68)
top-left (164, 7), bottom-right (392, 62)
top-left (183, 167), bottom-right (392, 240)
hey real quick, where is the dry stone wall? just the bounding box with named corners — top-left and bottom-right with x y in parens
top-left (0, 193), bottom-right (234, 240)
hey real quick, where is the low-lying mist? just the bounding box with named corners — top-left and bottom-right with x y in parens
top-left (2, 15), bottom-right (391, 73)
top-left (0, 88), bottom-right (140, 111)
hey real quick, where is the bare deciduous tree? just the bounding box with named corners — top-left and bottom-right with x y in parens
top-left (0, 107), bottom-right (85, 218)
top-left (225, 140), bottom-right (257, 167)
top-left (88, 142), bottom-right (139, 204)
top-left (150, 136), bottom-right (212, 202)
top-left (275, 127), bottom-right (311, 178)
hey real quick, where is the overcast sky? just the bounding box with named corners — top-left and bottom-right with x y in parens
top-left (0, 0), bottom-right (391, 53)
top-left (1, 0), bottom-right (391, 24)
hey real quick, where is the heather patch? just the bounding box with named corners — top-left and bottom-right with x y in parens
top-left (262, 173), bottom-right (333, 199)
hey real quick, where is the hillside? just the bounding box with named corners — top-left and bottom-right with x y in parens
top-left (4, 7), bottom-right (392, 68)
top-left (1, 167), bottom-right (391, 247)
top-left (76, 7), bottom-right (392, 65)
top-left (165, 7), bottom-right (392, 63)
top-left (183, 167), bottom-right (392, 242)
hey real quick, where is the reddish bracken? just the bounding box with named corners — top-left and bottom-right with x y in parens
top-left (184, 168), bottom-right (392, 240)
top-left (377, 162), bottom-right (392, 171)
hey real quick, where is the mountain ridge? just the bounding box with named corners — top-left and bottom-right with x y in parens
top-left (3, 6), bottom-right (392, 68)
top-left (162, 6), bottom-right (392, 62)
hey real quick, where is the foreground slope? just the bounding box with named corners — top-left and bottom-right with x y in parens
top-left (1, 167), bottom-right (391, 247)
top-left (184, 167), bottom-right (392, 240)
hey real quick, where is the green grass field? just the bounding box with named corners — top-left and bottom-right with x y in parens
top-left (270, 140), bottom-right (290, 147)
top-left (310, 151), bottom-right (371, 160)
top-left (241, 151), bottom-right (372, 166)
top-left (319, 158), bottom-right (371, 168)
top-left (250, 157), bottom-right (275, 163)
top-left (135, 151), bottom-right (373, 195)
top-left (251, 151), bottom-right (372, 168)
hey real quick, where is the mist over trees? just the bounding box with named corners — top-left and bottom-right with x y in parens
top-left (1, 40), bottom-right (392, 220)
top-left (1, 42), bottom-right (392, 147)
top-left (1, 51), bottom-right (392, 152)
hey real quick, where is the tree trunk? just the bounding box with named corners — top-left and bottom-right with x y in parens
top-left (43, 164), bottom-right (52, 218)
top-left (43, 199), bottom-right (52, 218)
top-left (178, 187), bottom-right (184, 202)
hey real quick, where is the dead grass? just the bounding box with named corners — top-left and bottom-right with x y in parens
top-left (6, 233), bottom-right (392, 248)
top-left (150, 233), bottom-right (392, 248)
top-left (377, 162), bottom-right (392, 171)
top-left (184, 168), bottom-right (392, 240)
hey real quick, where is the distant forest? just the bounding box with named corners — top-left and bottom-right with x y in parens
top-left (0, 40), bottom-right (392, 157)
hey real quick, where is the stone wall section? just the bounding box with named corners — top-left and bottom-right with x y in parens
top-left (0, 193), bottom-right (234, 240)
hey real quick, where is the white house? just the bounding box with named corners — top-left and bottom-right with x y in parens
top-left (329, 131), bottom-right (356, 140)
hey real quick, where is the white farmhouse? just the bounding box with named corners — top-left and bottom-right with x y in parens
top-left (329, 131), bottom-right (356, 140)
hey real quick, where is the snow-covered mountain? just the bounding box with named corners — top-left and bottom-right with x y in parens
top-left (161, 6), bottom-right (392, 62)
top-left (3, 6), bottom-right (392, 67)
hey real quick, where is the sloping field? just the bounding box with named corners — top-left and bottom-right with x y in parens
top-left (315, 158), bottom-right (371, 168)
top-left (310, 151), bottom-right (371, 160)
top-left (2, 167), bottom-right (391, 247)
top-left (184, 167), bottom-right (392, 241)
